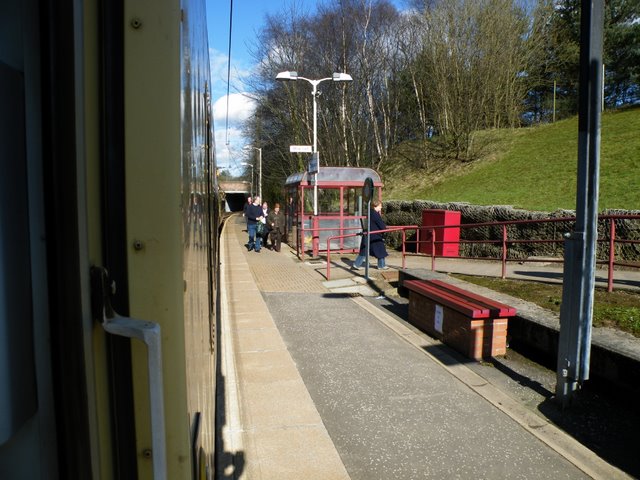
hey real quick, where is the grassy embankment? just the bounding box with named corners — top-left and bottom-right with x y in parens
top-left (384, 107), bottom-right (640, 336)
top-left (385, 106), bottom-right (640, 211)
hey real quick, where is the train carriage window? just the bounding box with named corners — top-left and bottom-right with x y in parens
top-left (0, 61), bottom-right (37, 445)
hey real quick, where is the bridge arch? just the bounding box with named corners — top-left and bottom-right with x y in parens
top-left (219, 180), bottom-right (250, 212)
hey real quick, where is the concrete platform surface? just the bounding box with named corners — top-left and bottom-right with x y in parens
top-left (217, 214), bottom-right (637, 479)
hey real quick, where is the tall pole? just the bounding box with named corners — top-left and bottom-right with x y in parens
top-left (258, 147), bottom-right (262, 201)
top-left (556, 0), bottom-right (603, 408)
top-left (553, 80), bottom-right (556, 123)
top-left (312, 82), bottom-right (318, 216)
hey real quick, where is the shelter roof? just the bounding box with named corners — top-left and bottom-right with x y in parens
top-left (285, 166), bottom-right (382, 186)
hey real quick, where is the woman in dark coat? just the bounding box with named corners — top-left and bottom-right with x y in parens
top-left (352, 200), bottom-right (389, 270)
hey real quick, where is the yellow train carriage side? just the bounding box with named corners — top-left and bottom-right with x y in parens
top-left (123, 1), bottom-right (218, 478)
top-left (0, 0), bottom-right (218, 478)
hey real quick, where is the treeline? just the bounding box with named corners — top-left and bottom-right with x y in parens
top-left (242, 0), bottom-right (639, 199)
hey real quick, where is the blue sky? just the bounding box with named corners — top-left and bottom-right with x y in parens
top-left (206, 0), bottom-right (405, 172)
top-left (206, 0), bottom-right (319, 172)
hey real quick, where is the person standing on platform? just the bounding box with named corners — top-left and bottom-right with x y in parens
top-left (242, 196), bottom-right (252, 231)
top-left (260, 201), bottom-right (270, 248)
top-left (246, 196), bottom-right (264, 253)
top-left (266, 203), bottom-right (285, 252)
top-left (352, 200), bottom-right (389, 270)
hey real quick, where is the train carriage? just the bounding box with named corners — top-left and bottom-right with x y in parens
top-left (1, 0), bottom-right (219, 478)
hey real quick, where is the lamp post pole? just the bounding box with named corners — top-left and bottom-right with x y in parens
top-left (258, 148), bottom-right (262, 200)
top-left (310, 79), bottom-right (323, 216)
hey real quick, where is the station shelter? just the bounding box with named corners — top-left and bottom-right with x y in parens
top-left (284, 166), bottom-right (383, 258)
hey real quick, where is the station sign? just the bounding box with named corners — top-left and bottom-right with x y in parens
top-left (290, 145), bottom-right (313, 153)
top-left (362, 177), bottom-right (374, 203)
top-left (308, 152), bottom-right (319, 174)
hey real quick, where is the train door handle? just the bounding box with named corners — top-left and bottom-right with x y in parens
top-left (91, 267), bottom-right (167, 479)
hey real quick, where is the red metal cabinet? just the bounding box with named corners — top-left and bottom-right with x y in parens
top-left (420, 209), bottom-right (461, 257)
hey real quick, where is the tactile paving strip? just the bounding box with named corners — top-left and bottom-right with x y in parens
top-left (249, 263), bottom-right (329, 293)
top-left (233, 219), bottom-right (328, 293)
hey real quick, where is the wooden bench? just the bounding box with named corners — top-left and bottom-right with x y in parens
top-left (404, 279), bottom-right (516, 360)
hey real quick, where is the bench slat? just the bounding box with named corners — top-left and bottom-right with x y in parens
top-left (404, 280), bottom-right (490, 318)
top-left (428, 279), bottom-right (517, 317)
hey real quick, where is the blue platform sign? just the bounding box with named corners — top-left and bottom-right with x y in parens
top-left (308, 152), bottom-right (319, 174)
top-left (362, 176), bottom-right (374, 203)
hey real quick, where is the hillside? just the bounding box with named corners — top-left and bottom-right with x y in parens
top-left (383, 106), bottom-right (640, 212)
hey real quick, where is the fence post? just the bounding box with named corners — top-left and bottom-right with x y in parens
top-left (326, 237), bottom-right (332, 280)
top-left (608, 219), bottom-right (615, 292)
top-left (430, 228), bottom-right (436, 271)
top-left (502, 224), bottom-right (508, 279)
top-left (402, 229), bottom-right (406, 269)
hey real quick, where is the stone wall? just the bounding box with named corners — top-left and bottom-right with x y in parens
top-left (382, 200), bottom-right (640, 261)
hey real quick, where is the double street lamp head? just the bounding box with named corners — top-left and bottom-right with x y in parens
top-left (332, 72), bottom-right (353, 82)
top-left (276, 71), bottom-right (298, 81)
top-left (276, 70), bottom-right (353, 83)
top-left (275, 70), bottom-right (352, 217)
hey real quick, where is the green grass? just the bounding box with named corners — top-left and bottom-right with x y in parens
top-left (385, 106), bottom-right (640, 212)
top-left (453, 274), bottom-right (640, 338)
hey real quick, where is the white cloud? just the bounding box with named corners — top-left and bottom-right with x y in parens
top-left (213, 93), bottom-right (257, 126)
top-left (209, 48), bottom-right (229, 84)
top-left (209, 46), bottom-right (260, 173)
top-left (212, 92), bottom-right (257, 173)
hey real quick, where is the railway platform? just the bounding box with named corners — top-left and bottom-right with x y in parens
top-left (216, 213), bottom-right (638, 480)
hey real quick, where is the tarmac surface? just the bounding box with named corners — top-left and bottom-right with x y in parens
top-left (216, 214), bottom-right (639, 480)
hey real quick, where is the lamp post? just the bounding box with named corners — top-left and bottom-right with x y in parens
top-left (240, 162), bottom-right (254, 197)
top-left (243, 146), bottom-right (262, 200)
top-left (276, 71), bottom-right (352, 215)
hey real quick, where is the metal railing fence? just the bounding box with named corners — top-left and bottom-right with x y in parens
top-left (403, 214), bottom-right (640, 292)
top-left (320, 214), bottom-right (640, 291)
top-left (325, 226), bottom-right (416, 280)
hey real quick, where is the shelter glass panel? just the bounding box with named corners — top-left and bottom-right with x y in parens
top-left (344, 188), bottom-right (362, 216)
top-left (303, 188), bottom-right (314, 214)
top-left (319, 188), bottom-right (340, 215)
top-left (317, 218), bottom-right (362, 251)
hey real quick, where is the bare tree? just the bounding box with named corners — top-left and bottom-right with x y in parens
top-left (415, 0), bottom-right (542, 159)
top-left (241, 0), bottom-right (548, 195)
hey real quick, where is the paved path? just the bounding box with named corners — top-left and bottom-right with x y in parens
top-left (321, 246), bottom-right (640, 292)
top-left (217, 214), bottom-right (633, 479)
top-left (218, 217), bottom-right (346, 480)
